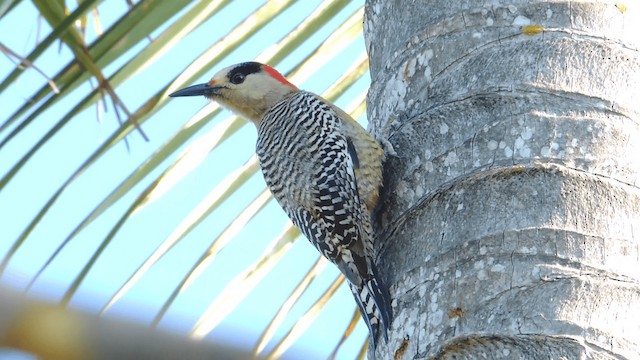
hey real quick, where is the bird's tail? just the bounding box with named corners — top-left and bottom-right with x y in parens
top-left (348, 264), bottom-right (392, 349)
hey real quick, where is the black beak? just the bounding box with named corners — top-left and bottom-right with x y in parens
top-left (169, 83), bottom-right (220, 97)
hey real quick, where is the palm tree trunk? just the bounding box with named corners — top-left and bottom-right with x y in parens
top-left (365, 1), bottom-right (640, 359)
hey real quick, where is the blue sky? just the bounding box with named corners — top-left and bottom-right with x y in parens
top-left (0, 1), bottom-right (372, 359)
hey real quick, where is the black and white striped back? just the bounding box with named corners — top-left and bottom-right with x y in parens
top-left (256, 90), bottom-right (390, 347)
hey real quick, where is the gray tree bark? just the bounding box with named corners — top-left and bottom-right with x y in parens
top-left (364, 1), bottom-right (640, 359)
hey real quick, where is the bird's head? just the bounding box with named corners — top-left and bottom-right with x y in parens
top-left (169, 62), bottom-right (298, 125)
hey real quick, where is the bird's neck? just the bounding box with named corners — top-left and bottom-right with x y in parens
top-left (249, 88), bottom-right (298, 127)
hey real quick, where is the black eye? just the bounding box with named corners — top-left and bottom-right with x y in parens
top-left (230, 72), bottom-right (245, 84)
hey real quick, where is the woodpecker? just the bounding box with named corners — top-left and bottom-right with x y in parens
top-left (169, 62), bottom-right (391, 347)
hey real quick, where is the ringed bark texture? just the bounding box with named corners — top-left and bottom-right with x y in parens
top-left (364, 1), bottom-right (640, 359)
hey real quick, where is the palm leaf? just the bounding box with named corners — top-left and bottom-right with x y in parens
top-left (189, 223), bottom-right (300, 338)
top-left (0, 1), bottom-right (210, 132)
top-left (153, 188), bottom-right (274, 328)
top-left (328, 308), bottom-right (363, 360)
top-left (0, 0), bottom-right (297, 273)
top-left (99, 154), bottom-right (258, 314)
top-left (253, 256), bottom-right (328, 356)
top-left (265, 275), bottom-right (346, 360)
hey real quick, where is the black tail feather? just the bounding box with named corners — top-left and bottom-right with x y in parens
top-left (348, 263), bottom-right (392, 349)
top-left (370, 262), bottom-right (392, 332)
